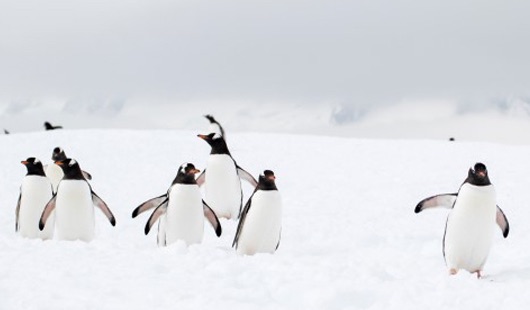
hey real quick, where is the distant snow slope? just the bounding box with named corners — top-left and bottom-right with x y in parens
top-left (0, 129), bottom-right (529, 309)
top-left (2, 99), bottom-right (530, 144)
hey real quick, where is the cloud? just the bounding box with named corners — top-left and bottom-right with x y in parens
top-left (0, 0), bottom-right (529, 105)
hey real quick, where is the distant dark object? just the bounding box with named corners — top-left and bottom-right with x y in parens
top-left (44, 122), bottom-right (63, 130)
top-left (449, 137), bottom-right (455, 141)
top-left (4, 129), bottom-right (9, 134)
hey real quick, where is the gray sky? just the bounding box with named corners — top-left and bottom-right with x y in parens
top-left (1, 0), bottom-right (529, 106)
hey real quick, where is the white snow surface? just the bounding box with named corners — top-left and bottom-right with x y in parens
top-left (0, 129), bottom-right (528, 309)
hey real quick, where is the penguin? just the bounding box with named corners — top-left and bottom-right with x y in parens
top-left (196, 133), bottom-right (258, 219)
top-left (39, 158), bottom-right (116, 242)
top-left (44, 121), bottom-right (63, 130)
top-left (16, 158), bottom-right (54, 239)
top-left (132, 163), bottom-right (222, 246)
top-left (415, 163), bottom-right (509, 278)
top-left (44, 147), bottom-right (92, 194)
top-left (233, 170), bottom-right (282, 255)
top-left (204, 114), bottom-right (225, 138)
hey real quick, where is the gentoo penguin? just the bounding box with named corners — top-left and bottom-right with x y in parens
top-left (44, 121), bottom-right (62, 130)
top-left (44, 147), bottom-right (92, 194)
top-left (415, 163), bottom-right (509, 278)
top-left (39, 158), bottom-right (116, 242)
top-left (204, 114), bottom-right (225, 138)
top-left (16, 158), bottom-right (54, 239)
top-left (233, 170), bottom-right (282, 255)
top-left (196, 133), bottom-right (258, 219)
top-left (132, 163), bottom-right (222, 246)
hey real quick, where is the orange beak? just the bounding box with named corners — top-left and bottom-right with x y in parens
top-left (55, 160), bottom-right (64, 166)
top-left (197, 134), bottom-right (208, 140)
top-left (21, 160), bottom-right (28, 165)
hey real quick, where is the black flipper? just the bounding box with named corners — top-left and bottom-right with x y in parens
top-left (82, 170), bottom-right (92, 180)
top-left (275, 228), bottom-right (282, 250)
top-left (39, 195), bottom-right (57, 230)
top-left (237, 165), bottom-right (258, 188)
top-left (414, 193), bottom-right (458, 213)
top-left (202, 200), bottom-right (222, 237)
top-left (144, 199), bottom-right (169, 235)
top-left (496, 205), bottom-right (510, 238)
top-left (15, 193), bottom-right (21, 232)
top-left (157, 217), bottom-right (167, 247)
top-left (92, 191), bottom-right (116, 226)
top-left (132, 194), bottom-right (167, 218)
top-left (232, 193), bottom-right (254, 248)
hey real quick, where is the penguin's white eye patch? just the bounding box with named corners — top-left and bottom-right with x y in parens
top-left (69, 159), bottom-right (77, 167)
top-left (35, 159), bottom-right (41, 164)
top-left (179, 163), bottom-right (189, 173)
top-left (213, 133), bottom-right (222, 139)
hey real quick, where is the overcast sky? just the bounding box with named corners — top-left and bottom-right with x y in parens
top-left (1, 0), bottom-right (529, 107)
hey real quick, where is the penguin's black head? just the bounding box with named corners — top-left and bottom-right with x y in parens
top-left (52, 147), bottom-right (67, 161)
top-left (197, 133), bottom-right (230, 155)
top-left (258, 170), bottom-right (278, 190)
top-left (180, 163), bottom-right (200, 176)
top-left (197, 133), bottom-right (217, 145)
top-left (21, 157), bottom-right (45, 176)
top-left (55, 158), bottom-right (84, 180)
top-left (466, 162), bottom-right (491, 186)
top-left (173, 162), bottom-right (201, 184)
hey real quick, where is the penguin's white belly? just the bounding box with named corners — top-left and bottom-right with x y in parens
top-left (444, 184), bottom-right (496, 272)
top-left (237, 191), bottom-right (282, 255)
top-left (163, 185), bottom-right (204, 246)
top-left (19, 176), bottom-right (54, 239)
top-left (45, 164), bottom-right (64, 194)
top-left (204, 155), bottom-right (242, 219)
top-left (55, 180), bottom-right (95, 242)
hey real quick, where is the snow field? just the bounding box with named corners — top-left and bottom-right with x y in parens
top-left (0, 130), bottom-right (529, 309)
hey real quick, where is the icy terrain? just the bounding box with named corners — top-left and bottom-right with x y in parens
top-left (3, 99), bottom-right (530, 144)
top-left (0, 129), bottom-right (529, 309)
